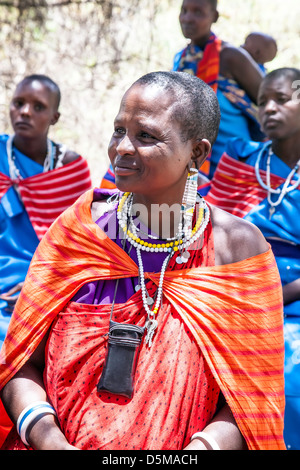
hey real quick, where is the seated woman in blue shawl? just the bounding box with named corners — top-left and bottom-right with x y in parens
top-left (0, 75), bottom-right (91, 349)
top-left (206, 67), bottom-right (300, 449)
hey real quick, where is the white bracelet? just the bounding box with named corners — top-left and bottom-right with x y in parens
top-left (17, 401), bottom-right (57, 446)
top-left (191, 431), bottom-right (221, 450)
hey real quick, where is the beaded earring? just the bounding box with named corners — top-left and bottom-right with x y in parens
top-left (181, 167), bottom-right (198, 237)
top-left (175, 166), bottom-right (198, 264)
top-left (176, 165), bottom-right (199, 265)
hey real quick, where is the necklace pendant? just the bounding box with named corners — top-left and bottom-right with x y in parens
top-left (146, 296), bottom-right (154, 306)
top-left (181, 251), bottom-right (190, 262)
top-left (145, 319), bottom-right (158, 347)
top-left (269, 206), bottom-right (275, 220)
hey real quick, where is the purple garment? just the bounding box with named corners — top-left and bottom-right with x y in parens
top-left (72, 189), bottom-right (168, 305)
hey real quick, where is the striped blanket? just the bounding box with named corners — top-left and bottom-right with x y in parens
top-left (0, 189), bottom-right (286, 449)
top-left (205, 151), bottom-right (285, 218)
top-left (0, 156), bottom-right (91, 240)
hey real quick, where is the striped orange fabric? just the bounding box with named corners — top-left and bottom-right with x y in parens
top-left (0, 189), bottom-right (285, 450)
top-left (196, 36), bottom-right (222, 93)
top-left (158, 257), bottom-right (285, 450)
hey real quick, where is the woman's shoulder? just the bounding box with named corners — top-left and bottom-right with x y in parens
top-left (60, 149), bottom-right (81, 165)
top-left (225, 137), bottom-right (265, 160)
top-left (209, 204), bottom-right (269, 266)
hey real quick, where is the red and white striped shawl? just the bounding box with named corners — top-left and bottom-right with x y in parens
top-left (0, 156), bottom-right (91, 240)
top-left (205, 153), bottom-right (287, 218)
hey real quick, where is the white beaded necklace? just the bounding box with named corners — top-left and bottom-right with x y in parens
top-left (117, 191), bottom-right (210, 347)
top-left (6, 135), bottom-right (55, 180)
top-left (255, 142), bottom-right (300, 219)
top-left (117, 192), bottom-right (210, 255)
top-left (136, 247), bottom-right (172, 347)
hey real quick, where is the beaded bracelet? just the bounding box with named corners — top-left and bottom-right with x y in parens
top-left (191, 431), bottom-right (221, 450)
top-left (16, 401), bottom-right (57, 446)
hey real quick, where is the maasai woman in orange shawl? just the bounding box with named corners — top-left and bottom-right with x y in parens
top-left (0, 72), bottom-right (285, 450)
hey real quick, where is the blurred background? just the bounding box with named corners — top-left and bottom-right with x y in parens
top-left (1, 0), bottom-right (300, 185)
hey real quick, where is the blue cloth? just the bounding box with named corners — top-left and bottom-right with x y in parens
top-left (210, 89), bottom-right (252, 178)
top-left (172, 44), bottom-right (204, 76)
top-left (223, 137), bottom-right (300, 448)
top-left (0, 135), bottom-right (41, 347)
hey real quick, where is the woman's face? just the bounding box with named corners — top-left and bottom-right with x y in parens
top-left (258, 76), bottom-right (300, 140)
top-left (9, 80), bottom-right (59, 140)
top-left (179, 0), bottom-right (218, 46)
top-left (108, 84), bottom-right (198, 204)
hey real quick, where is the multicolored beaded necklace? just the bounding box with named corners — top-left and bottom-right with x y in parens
top-left (117, 191), bottom-right (210, 347)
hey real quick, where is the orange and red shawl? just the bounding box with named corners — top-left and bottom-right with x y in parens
top-left (195, 36), bottom-right (222, 93)
top-left (0, 190), bottom-right (285, 450)
top-left (182, 35), bottom-right (221, 177)
top-left (174, 33), bottom-right (222, 93)
top-left (0, 156), bottom-right (91, 240)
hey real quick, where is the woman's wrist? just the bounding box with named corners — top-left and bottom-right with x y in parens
top-left (17, 401), bottom-right (57, 446)
top-left (15, 401), bottom-right (72, 450)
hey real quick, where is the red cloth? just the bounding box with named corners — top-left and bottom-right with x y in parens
top-left (2, 205), bottom-right (219, 450)
top-left (0, 156), bottom-right (91, 240)
top-left (2, 300), bottom-right (220, 450)
top-left (0, 401), bottom-right (12, 448)
top-left (195, 35), bottom-right (222, 93)
top-left (44, 302), bottom-right (220, 450)
top-left (205, 152), bottom-right (287, 217)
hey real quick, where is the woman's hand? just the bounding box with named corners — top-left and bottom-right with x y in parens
top-left (0, 282), bottom-right (24, 312)
top-left (183, 438), bottom-right (210, 450)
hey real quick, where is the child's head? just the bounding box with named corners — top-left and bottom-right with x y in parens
top-left (242, 33), bottom-right (277, 65)
top-left (10, 75), bottom-right (61, 139)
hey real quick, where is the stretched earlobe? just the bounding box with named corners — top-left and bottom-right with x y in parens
top-left (51, 112), bottom-right (61, 125)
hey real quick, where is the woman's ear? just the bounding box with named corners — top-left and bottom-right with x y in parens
top-left (51, 111), bottom-right (61, 126)
top-left (191, 139), bottom-right (211, 168)
top-left (213, 10), bottom-right (219, 24)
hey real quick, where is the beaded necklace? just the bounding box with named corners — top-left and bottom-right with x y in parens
top-left (6, 135), bottom-right (56, 180)
top-left (255, 141), bottom-right (300, 219)
top-left (117, 192), bottom-right (209, 255)
top-left (117, 191), bottom-right (210, 347)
